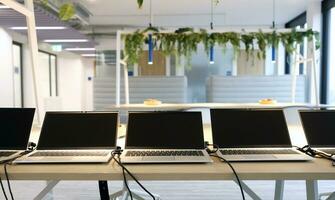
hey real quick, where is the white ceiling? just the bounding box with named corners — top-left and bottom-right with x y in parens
top-left (78, 0), bottom-right (318, 28)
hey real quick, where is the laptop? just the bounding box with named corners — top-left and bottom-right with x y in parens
top-left (210, 109), bottom-right (311, 161)
top-left (15, 112), bottom-right (118, 163)
top-left (299, 109), bottom-right (335, 155)
top-left (0, 108), bottom-right (35, 162)
top-left (121, 111), bottom-right (212, 163)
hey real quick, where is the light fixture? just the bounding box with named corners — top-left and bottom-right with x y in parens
top-left (65, 47), bottom-right (96, 51)
top-left (209, 0), bottom-right (215, 65)
top-left (210, 46), bottom-right (214, 65)
top-left (147, 0), bottom-right (153, 65)
top-left (81, 54), bottom-right (96, 57)
top-left (271, 0), bottom-right (276, 64)
top-left (0, 5), bottom-right (10, 9)
top-left (11, 26), bottom-right (67, 30)
top-left (148, 34), bottom-right (153, 65)
top-left (44, 39), bottom-right (89, 43)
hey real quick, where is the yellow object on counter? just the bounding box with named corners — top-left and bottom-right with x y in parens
top-left (143, 99), bottom-right (162, 106)
top-left (259, 99), bottom-right (277, 104)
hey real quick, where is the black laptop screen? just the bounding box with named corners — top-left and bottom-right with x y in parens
top-left (0, 108), bottom-right (35, 150)
top-left (37, 112), bottom-right (118, 150)
top-left (210, 109), bottom-right (292, 148)
top-left (300, 110), bottom-right (335, 147)
top-left (126, 112), bottom-right (205, 149)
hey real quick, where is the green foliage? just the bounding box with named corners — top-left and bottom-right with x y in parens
top-left (137, 0), bottom-right (144, 8)
top-left (241, 34), bottom-right (255, 59)
top-left (58, 3), bottom-right (75, 21)
top-left (123, 28), bottom-right (321, 68)
top-left (123, 31), bottom-right (146, 65)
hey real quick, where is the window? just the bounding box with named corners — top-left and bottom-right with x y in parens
top-left (321, 0), bottom-right (335, 104)
top-left (326, 8), bottom-right (335, 103)
top-left (38, 51), bottom-right (58, 97)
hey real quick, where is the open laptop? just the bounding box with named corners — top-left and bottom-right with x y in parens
top-left (299, 110), bottom-right (335, 155)
top-left (15, 112), bottom-right (118, 163)
top-left (121, 111), bottom-right (212, 163)
top-left (0, 108), bottom-right (35, 162)
top-left (210, 109), bottom-right (311, 161)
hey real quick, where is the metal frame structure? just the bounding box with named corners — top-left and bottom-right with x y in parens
top-left (0, 0), bottom-right (42, 124)
top-left (115, 28), bottom-right (320, 107)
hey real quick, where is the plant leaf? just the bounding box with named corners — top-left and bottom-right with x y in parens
top-left (59, 3), bottom-right (75, 21)
top-left (137, 0), bottom-right (144, 8)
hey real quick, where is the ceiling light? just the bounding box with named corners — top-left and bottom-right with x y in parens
top-left (65, 48), bottom-right (96, 51)
top-left (44, 39), bottom-right (89, 43)
top-left (0, 5), bottom-right (10, 9)
top-left (11, 26), bottom-right (67, 30)
top-left (81, 54), bottom-right (96, 57)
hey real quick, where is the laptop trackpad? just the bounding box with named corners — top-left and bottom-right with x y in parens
top-left (243, 155), bottom-right (276, 159)
top-left (142, 157), bottom-right (175, 161)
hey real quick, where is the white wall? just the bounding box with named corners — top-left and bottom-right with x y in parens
top-left (0, 28), bottom-right (96, 115)
top-left (0, 27), bottom-right (14, 107)
top-left (57, 52), bottom-right (94, 111)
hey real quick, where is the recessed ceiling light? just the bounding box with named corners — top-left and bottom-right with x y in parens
top-left (65, 47), bottom-right (96, 51)
top-left (44, 39), bottom-right (89, 43)
top-left (0, 5), bottom-right (10, 9)
top-left (81, 54), bottom-right (96, 57)
top-left (11, 26), bottom-right (67, 30)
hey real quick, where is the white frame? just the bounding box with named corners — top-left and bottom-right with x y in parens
top-left (0, 0), bottom-right (42, 124)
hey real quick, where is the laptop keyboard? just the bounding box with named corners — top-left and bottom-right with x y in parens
top-left (29, 151), bottom-right (110, 157)
top-left (0, 151), bottom-right (16, 157)
top-left (220, 149), bottom-right (299, 155)
top-left (125, 150), bottom-right (204, 157)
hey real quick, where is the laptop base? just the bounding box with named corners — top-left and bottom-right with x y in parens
top-left (14, 150), bottom-right (113, 164)
top-left (216, 148), bottom-right (312, 162)
top-left (121, 149), bottom-right (212, 164)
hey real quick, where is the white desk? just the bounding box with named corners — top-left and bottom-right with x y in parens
top-left (1, 158), bottom-right (334, 200)
top-left (105, 103), bottom-right (318, 112)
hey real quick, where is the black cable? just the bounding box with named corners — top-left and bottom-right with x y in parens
top-left (118, 155), bottom-right (133, 200)
top-left (294, 145), bottom-right (335, 161)
top-left (112, 153), bottom-right (155, 200)
top-left (3, 164), bottom-right (13, 200)
top-left (205, 143), bottom-right (245, 200)
top-left (0, 176), bottom-right (9, 200)
top-left (210, 155), bottom-right (246, 200)
top-left (0, 150), bottom-right (35, 200)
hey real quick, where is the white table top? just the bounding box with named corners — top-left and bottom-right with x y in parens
top-left (1, 158), bottom-right (334, 181)
top-left (105, 103), bottom-right (318, 112)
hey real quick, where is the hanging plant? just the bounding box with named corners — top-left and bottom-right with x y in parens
top-left (58, 3), bottom-right (76, 21)
top-left (35, 0), bottom-right (76, 21)
top-left (123, 31), bottom-right (146, 65)
top-left (241, 34), bottom-right (255, 59)
top-left (254, 31), bottom-right (268, 59)
top-left (137, 0), bottom-right (144, 8)
top-left (122, 28), bottom-right (320, 68)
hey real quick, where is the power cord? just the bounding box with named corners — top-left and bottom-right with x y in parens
top-left (0, 175), bottom-right (9, 200)
top-left (3, 164), bottom-right (13, 200)
top-left (0, 142), bottom-right (37, 200)
top-left (205, 143), bottom-right (246, 200)
top-left (295, 145), bottom-right (335, 161)
top-left (116, 154), bottom-right (133, 200)
top-left (112, 147), bottom-right (156, 200)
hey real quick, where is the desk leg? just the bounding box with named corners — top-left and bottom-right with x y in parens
top-left (33, 180), bottom-right (59, 200)
top-left (98, 180), bottom-right (109, 200)
top-left (274, 180), bottom-right (284, 200)
top-left (306, 180), bottom-right (318, 200)
top-left (234, 180), bottom-right (262, 200)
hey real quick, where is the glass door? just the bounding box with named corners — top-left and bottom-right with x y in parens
top-left (12, 42), bottom-right (23, 107)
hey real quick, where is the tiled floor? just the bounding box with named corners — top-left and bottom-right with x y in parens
top-left (2, 180), bottom-right (335, 199)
